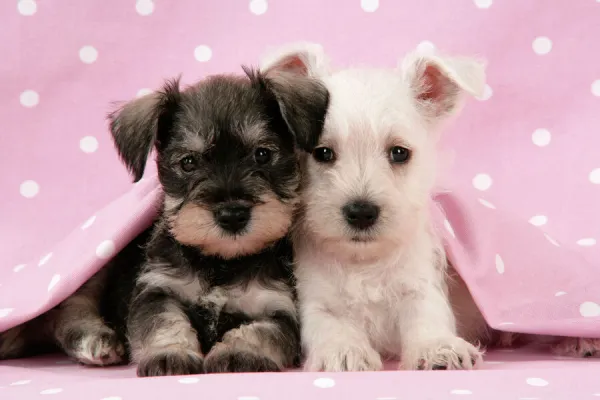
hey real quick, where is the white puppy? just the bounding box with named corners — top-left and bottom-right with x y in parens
top-left (260, 43), bottom-right (486, 371)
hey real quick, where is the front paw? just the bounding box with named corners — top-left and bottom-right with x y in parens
top-left (305, 344), bottom-right (383, 372)
top-left (66, 328), bottom-right (125, 366)
top-left (401, 336), bottom-right (483, 370)
top-left (137, 348), bottom-right (204, 377)
top-left (552, 337), bottom-right (600, 358)
top-left (204, 346), bottom-right (281, 373)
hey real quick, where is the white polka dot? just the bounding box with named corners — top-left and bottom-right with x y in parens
top-left (137, 88), bottom-right (152, 97)
top-left (20, 180), bottom-right (39, 198)
top-left (589, 168), bottom-right (600, 184)
top-left (591, 80), bottom-right (600, 97)
top-left (473, 0), bottom-right (492, 8)
top-left (532, 128), bottom-right (551, 147)
top-left (178, 377), bottom-right (199, 384)
top-left (136, 0), bottom-right (154, 15)
top-left (555, 291), bottom-right (567, 297)
top-left (450, 389), bottom-right (472, 395)
top-left (47, 274), bottom-right (61, 292)
top-left (444, 219), bottom-right (456, 238)
top-left (478, 198), bottom-right (496, 209)
top-left (477, 84), bottom-right (493, 101)
top-left (361, 0), bottom-right (379, 12)
top-left (498, 321), bottom-right (514, 326)
top-left (38, 252), bottom-right (52, 266)
top-left (80, 136), bottom-right (99, 153)
top-left (40, 388), bottom-right (63, 395)
top-left (528, 215), bottom-right (547, 226)
top-left (81, 215), bottom-right (96, 230)
top-left (593, 394), bottom-right (600, 397)
top-left (18, 0), bottom-right (37, 16)
top-left (79, 46), bottom-right (98, 64)
top-left (0, 308), bottom-right (15, 318)
top-left (532, 37), bottom-right (552, 55)
top-left (249, 0), bottom-right (268, 15)
top-left (580, 301), bottom-right (600, 317)
top-left (484, 361), bottom-right (504, 365)
top-left (10, 380), bottom-right (31, 386)
top-left (577, 238), bottom-right (596, 247)
top-left (495, 254), bottom-right (505, 274)
top-left (101, 397), bottom-right (123, 400)
top-left (526, 377), bottom-right (548, 387)
top-left (96, 240), bottom-right (116, 259)
top-left (194, 45), bottom-right (212, 62)
top-left (544, 233), bottom-right (559, 246)
top-left (20, 90), bottom-right (39, 107)
top-left (13, 264), bottom-right (26, 272)
top-left (313, 377), bottom-right (335, 389)
top-left (417, 40), bottom-right (436, 54)
top-left (472, 173), bottom-right (492, 191)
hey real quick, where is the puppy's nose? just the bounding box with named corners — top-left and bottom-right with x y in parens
top-left (215, 204), bottom-right (251, 233)
top-left (342, 200), bottom-right (380, 230)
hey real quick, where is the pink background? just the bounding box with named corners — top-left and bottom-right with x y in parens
top-left (2, 0), bottom-right (600, 398)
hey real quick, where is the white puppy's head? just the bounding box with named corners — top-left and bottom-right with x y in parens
top-left (261, 43), bottom-right (485, 263)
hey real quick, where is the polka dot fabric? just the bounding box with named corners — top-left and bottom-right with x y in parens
top-left (1, 0), bottom-right (600, 398)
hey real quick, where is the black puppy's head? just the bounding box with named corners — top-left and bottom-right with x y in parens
top-left (108, 67), bottom-right (329, 259)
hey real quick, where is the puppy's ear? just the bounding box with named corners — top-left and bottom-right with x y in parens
top-left (108, 79), bottom-right (181, 182)
top-left (246, 66), bottom-right (330, 153)
top-left (259, 42), bottom-right (331, 78)
top-left (401, 51), bottom-right (486, 125)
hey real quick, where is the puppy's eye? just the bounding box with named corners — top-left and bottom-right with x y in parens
top-left (389, 146), bottom-right (411, 164)
top-left (180, 155), bottom-right (197, 172)
top-left (254, 148), bottom-right (272, 165)
top-left (313, 147), bottom-right (335, 163)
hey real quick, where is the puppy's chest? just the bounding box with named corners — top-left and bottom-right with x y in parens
top-left (335, 273), bottom-right (399, 318)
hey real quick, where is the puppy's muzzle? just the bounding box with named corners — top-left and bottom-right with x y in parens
top-left (342, 200), bottom-right (380, 230)
top-left (214, 203), bottom-right (251, 234)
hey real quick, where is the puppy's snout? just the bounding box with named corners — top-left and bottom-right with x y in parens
top-left (215, 203), bottom-right (251, 233)
top-left (342, 200), bottom-right (380, 230)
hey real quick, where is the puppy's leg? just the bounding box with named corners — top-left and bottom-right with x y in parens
top-left (204, 311), bottom-right (300, 373)
top-left (129, 289), bottom-right (204, 377)
top-left (0, 314), bottom-right (54, 360)
top-left (52, 267), bottom-right (125, 366)
top-left (548, 337), bottom-right (600, 357)
top-left (301, 303), bottom-right (382, 372)
top-left (398, 257), bottom-right (482, 370)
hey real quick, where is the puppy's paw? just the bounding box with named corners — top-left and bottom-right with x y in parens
top-left (304, 344), bottom-right (383, 372)
top-left (68, 328), bottom-right (125, 366)
top-left (204, 347), bottom-right (281, 373)
top-left (137, 348), bottom-right (204, 377)
top-left (401, 336), bottom-right (483, 370)
top-left (551, 337), bottom-right (600, 358)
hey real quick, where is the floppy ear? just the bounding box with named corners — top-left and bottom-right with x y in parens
top-left (401, 51), bottom-right (486, 125)
top-left (259, 42), bottom-right (331, 78)
top-left (255, 42), bottom-right (331, 152)
top-left (107, 79), bottom-right (181, 182)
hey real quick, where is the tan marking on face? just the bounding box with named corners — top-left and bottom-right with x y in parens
top-left (169, 194), bottom-right (296, 259)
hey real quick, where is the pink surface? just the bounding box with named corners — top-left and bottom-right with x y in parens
top-left (2, 0), bottom-right (600, 397)
top-left (2, 348), bottom-right (600, 399)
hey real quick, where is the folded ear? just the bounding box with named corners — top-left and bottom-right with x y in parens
top-left (401, 51), bottom-right (486, 125)
top-left (259, 41), bottom-right (331, 78)
top-left (245, 66), bottom-right (329, 153)
top-left (107, 79), bottom-right (181, 182)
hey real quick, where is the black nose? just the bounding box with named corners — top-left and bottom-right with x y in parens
top-left (215, 204), bottom-right (251, 233)
top-left (342, 200), bottom-right (380, 230)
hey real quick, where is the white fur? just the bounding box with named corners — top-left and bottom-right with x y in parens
top-left (264, 43), bottom-right (486, 371)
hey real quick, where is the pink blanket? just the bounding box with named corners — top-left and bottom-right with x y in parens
top-left (2, 0), bottom-right (600, 398)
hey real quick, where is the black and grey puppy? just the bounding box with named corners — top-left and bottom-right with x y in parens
top-left (0, 65), bottom-right (329, 377)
